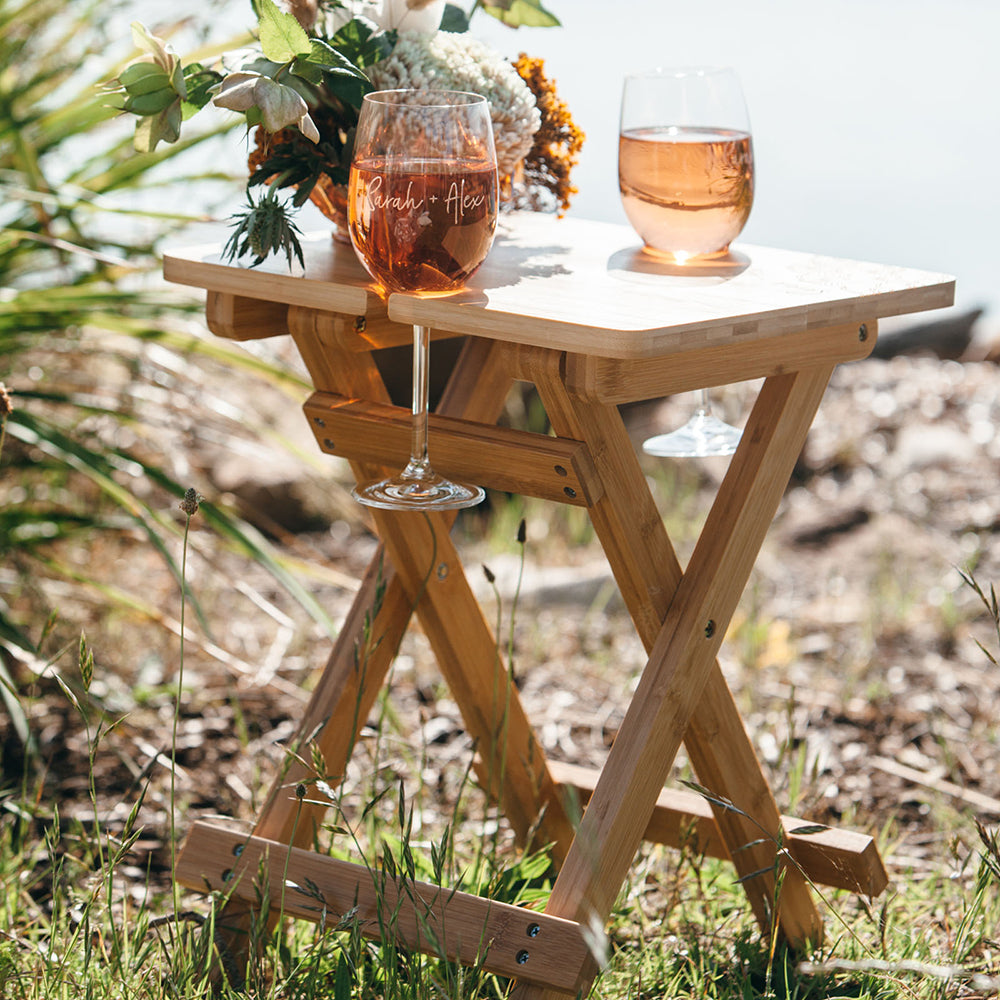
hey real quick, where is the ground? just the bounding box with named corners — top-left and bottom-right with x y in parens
top-left (5, 320), bottom-right (1000, 924)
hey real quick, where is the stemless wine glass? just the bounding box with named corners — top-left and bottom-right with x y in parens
top-left (348, 89), bottom-right (499, 509)
top-left (619, 67), bottom-right (754, 458)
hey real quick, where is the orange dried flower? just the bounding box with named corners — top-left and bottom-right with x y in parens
top-left (512, 54), bottom-right (585, 215)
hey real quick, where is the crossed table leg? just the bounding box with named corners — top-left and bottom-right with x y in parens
top-left (176, 310), bottom-right (887, 996)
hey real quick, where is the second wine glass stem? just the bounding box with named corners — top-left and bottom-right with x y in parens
top-left (696, 387), bottom-right (712, 417)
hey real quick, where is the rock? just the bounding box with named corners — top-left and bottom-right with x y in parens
top-left (871, 307), bottom-right (983, 361)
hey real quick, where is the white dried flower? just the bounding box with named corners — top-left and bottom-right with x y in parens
top-left (374, 0), bottom-right (445, 33)
top-left (366, 31), bottom-right (540, 177)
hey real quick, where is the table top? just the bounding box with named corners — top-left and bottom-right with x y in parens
top-left (164, 213), bottom-right (955, 361)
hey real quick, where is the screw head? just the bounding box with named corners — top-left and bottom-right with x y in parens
top-left (314, 416), bottom-right (326, 428)
top-left (704, 619), bottom-right (716, 639)
top-left (354, 316), bottom-right (367, 332)
top-left (516, 949), bottom-right (530, 965)
top-left (526, 923), bottom-right (540, 938)
top-left (858, 323), bottom-right (869, 342)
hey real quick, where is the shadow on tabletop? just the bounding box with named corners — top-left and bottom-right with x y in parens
top-left (607, 245), bottom-right (751, 288)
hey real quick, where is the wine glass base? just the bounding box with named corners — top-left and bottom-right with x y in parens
top-left (642, 412), bottom-right (742, 458)
top-left (353, 473), bottom-right (486, 511)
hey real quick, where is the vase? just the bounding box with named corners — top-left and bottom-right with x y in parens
top-left (309, 174), bottom-right (352, 244)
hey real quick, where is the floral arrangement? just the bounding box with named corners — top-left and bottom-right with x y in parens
top-left (107, 0), bottom-right (584, 267)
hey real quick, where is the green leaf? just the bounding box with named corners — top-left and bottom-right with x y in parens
top-left (181, 63), bottom-right (223, 115)
top-left (257, 0), bottom-right (313, 63)
top-left (481, 0), bottom-right (561, 27)
top-left (125, 88), bottom-right (177, 116)
top-left (133, 99), bottom-right (183, 150)
top-left (118, 62), bottom-right (171, 95)
top-left (441, 3), bottom-right (471, 31)
top-left (332, 16), bottom-right (395, 71)
top-left (333, 952), bottom-right (353, 1000)
top-left (302, 37), bottom-right (370, 82)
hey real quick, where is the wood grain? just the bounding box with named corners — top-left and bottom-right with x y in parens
top-left (302, 392), bottom-right (601, 506)
top-left (163, 215), bottom-right (955, 361)
top-left (178, 821), bottom-right (594, 991)
top-left (548, 761), bottom-right (887, 896)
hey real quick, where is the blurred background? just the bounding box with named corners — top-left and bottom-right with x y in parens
top-left (469, 0), bottom-right (998, 339)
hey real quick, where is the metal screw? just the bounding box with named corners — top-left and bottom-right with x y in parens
top-left (323, 438), bottom-right (336, 450)
top-left (526, 923), bottom-right (540, 938)
top-left (232, 843), bottom-right (244, 857)
top-left (221, 868), bottom-right (233, 882)
top-left (516, 950), bottom-right (530, 965)
top-left (437, 562), bottom-right (449, 580)
top-left (704, 619), bottom-right (716, 639)
top-left (355, 316), bottom-right (367, 332)
top-left (563, 486), bottom-right (577, 499)
top-left (314, 416), bottom-right (326, 428)
top-left (553, 465), bottom-right (568, 477)
top-left (858, 323), bottom-right (868, 342)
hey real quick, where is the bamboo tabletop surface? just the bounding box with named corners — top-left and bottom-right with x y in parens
top-left (165, 212), bottom-right (955, 361)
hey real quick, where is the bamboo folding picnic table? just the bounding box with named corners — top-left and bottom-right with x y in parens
top-left (164, 212), bottom-right (955, 998)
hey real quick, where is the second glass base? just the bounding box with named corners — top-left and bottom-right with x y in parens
top-left (353, 471), bottom-right (485, 511)
top-left (642, 412), bottom-right (742, 458)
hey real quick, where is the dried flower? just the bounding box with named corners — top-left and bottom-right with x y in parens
top-left (283, 0), bottom-right (319, 31)
top-left (511, 54), bottom-right (584, 214)
top-left (222, 187), bottom-right (306, 269)
top-left (0, 382), bottom-right (12, 420)
top-left (179, 488), bottom-right (204, 517)
top-left (367, 31), bottom-right (540, 177)
top-left (373, 0), bottom-right (446, 33)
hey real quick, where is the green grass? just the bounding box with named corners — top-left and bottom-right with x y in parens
top-left (2, 530), bottom-right (999, 1000)
top-left (2, 2), bottom-right (1000, 996)
top-left (3, 637), bottom-right (1000, 1000)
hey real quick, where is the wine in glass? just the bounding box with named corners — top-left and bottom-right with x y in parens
top-left (348, 89), bottom-right (499, 509)
top-left (619, 67), bottom-right (754, 457)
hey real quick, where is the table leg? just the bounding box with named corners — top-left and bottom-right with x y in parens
top-left (320, 332), bottom-right (577, 856)
top-left (518, 361), bottom-right (834, 998)
top-left (201, 325), bottom-right (562, 973)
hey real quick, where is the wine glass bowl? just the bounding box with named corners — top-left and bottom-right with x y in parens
top-left (619, 67), bottom-right (754, 263)
top-left (347, 89), bottom-right (498, 509)
top-left (621, 67), bottom-right (752, 457)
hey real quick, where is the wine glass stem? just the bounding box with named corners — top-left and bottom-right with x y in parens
top-left (407, 324), bottom-right (432, 478)
top-left (696, 387), bottom-right (712, 417)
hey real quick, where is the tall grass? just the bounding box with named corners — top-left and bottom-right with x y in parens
top-left (1, 0), bottom-right (345, 761)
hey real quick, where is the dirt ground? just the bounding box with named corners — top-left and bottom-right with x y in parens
top-left (6, 313), bottom-right (1000, 902)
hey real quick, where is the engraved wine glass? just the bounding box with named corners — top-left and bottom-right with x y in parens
top-left (619, 67), bottom-right (754, 457)
top-left (348, 89), bottom-right (498, 509)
